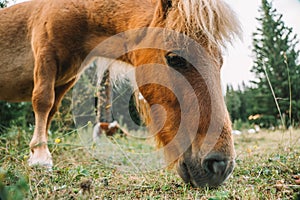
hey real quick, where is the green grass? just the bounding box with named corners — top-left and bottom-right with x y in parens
top-left (0, 126), bottom-right (299, 199)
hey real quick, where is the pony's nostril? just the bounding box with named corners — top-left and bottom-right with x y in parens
top-left (211, 160), bottom-right (226, 175)
top-left (203, 154), bottom-right (228, 175)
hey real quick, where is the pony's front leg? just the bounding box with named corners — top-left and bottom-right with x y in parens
top-left (46, 79), bottom-right (76, 131)
top-left (28, 53), bottom-right (56, 168)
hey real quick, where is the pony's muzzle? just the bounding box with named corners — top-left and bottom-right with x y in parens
top-left (176, 153), bottom-right (234, 187)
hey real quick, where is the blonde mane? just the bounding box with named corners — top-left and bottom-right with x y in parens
top-left (165, 0), bottom-right (241, 54)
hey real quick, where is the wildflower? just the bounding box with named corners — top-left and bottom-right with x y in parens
top-left (246, 148), bottom-right (252, 154)
top-left (88, 121), bottom-right (93, 126)
top-left (55, 138), bottom-right (61, 144)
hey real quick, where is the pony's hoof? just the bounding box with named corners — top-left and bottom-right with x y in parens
top-left (28, 148), bottom-right (53, 170)
top-left (28, 156), bottom-right (53, 170)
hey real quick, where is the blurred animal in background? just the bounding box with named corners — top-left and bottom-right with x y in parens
top-left (93, 121), bottom-right (129, 141)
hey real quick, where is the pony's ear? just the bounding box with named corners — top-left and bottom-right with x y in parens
top-left (157, 0), bottom-right (172, 18)
top-left (162, 0), bottom-right (172, 10)
top-left (150, 0), bottom-right (172, 25)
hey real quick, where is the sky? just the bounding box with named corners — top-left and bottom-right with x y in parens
top-left (9, 0), bottom-right (300, 89)
top-left (223, 0), bottom-right (300, 88)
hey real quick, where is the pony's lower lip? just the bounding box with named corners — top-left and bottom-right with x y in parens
top-left (176, 162), bottom-right (191, 184)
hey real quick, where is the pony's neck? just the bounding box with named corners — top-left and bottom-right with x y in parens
top-left (85, 0), bottom-right (155, 33)
top-left (82, 0), bottom-right (158, 65)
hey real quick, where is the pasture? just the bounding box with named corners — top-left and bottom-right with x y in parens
top-left (0, 127), bottom-right (299, 199)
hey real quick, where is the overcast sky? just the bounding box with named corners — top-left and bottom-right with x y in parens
top-left (223, 0), bottom-right (300, 88)
top-left (10, 0), bottom-right (300, 89)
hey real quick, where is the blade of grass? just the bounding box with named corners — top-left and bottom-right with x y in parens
top-left (283, 52), bottom-right (293, 147)
top-left (262, 62), bottom-right (285, 129)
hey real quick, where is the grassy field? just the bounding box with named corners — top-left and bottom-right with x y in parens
top-left (0, 126), bottom-right (299, 200)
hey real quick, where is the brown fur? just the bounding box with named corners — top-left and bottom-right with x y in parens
top-left (0, 0), bottom-right (240, 187)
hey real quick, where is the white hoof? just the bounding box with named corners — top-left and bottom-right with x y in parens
top-left (28, 147), bottom-right (53, 169)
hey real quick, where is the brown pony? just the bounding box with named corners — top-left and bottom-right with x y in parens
top-left (0, 0), bottom-right (240, 187)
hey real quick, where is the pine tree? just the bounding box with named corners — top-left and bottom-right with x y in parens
top-left (0, 0), bottom-right (8, 8)
top-left (251, 0), bottom-right (300, 127)
top-left (225, 85), bottom-right (241, 122)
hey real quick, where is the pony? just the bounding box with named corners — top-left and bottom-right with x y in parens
top-left (92, 121), bottom-right (129, 140)
top-left (0, 0), bottom-right (240, 187)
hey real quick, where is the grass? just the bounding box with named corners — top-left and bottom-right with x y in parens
top-left (0, 126), bottom-right (300, 199)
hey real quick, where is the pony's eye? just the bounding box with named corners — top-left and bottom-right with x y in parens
top-left (165, 51), bottom-right (189, 69)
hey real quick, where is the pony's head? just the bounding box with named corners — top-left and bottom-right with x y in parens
top-left (131, 0), bottom-right (241, 187)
